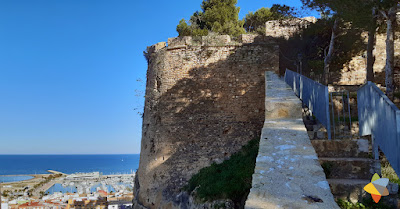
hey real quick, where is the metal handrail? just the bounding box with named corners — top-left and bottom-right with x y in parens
top-left (358, 81), bottom-right (400, 175)
top-left (284, 69), bottom-right (331, 139)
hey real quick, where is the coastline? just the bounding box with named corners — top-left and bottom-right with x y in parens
top-left (0, 170), bottom-right (66, 182)
top-left (0, 154), bottom-right (139, 176)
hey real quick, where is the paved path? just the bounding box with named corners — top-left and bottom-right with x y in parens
top-left (245, 72), bottom-right (339, 209)
top-left (33, 180), bottom-right (60, 196)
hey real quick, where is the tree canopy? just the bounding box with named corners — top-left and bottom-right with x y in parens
top-left (243, 5), bottom-right (295, 34)
top-left (176, 0), bottom-right (245, 37)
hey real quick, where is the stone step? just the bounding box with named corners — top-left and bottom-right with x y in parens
top-left (328, 178), bottom-right (370, 202)
top-left (319, 157), bottom-right (379, 179)
top-left (311, 139), bottom-right (369, 158)
top-left (328, 179), bottom-right (398, 205)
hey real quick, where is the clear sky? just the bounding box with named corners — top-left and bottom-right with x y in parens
top-left (0, 0), bottom-right (313, 154)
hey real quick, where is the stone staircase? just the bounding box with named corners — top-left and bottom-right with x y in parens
top-left (301, 91), bottom-right (400, 205)
top-left (246, 71), bottom-right (399, 208)
top-left (311, 139), bottom-right (399, 206)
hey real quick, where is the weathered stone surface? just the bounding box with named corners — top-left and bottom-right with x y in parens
top-left (239, 34), bottom-right (277, 44)
top-left (264, 73), bottom-right (303, 120)
top-left (239, 34), bottom-right (259, 44)
top-left (269, 17), bottom-right (400, 86)
top-left (167, 36), bottom-right (192, 47)
top-left (308, 131), bottom-right (315, 140)
top-left (265, 17), bottom-right (317, 39)
top-left (147, 42), bottom-right (166, 54)
top-left (134, 36), bottom-right (279, 209)
top-left (201, 35), bottom-right (231, 46)
top-left (245, 72), bottom-right (339, 209)
top-left (334, 31), bottom-right (400, 85)
top-left (311, 139), bottom-right (369, 158)
top-left (328, 179), bottom-right (398, 204)
top-left (328, 179), bottom-right (368, 203)
top-left (319, 157), bottom-right (379, 179)
top-left (316, 131), bottom-right (326, 139)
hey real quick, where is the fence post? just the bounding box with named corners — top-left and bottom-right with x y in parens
top-left (284, 69), bottom-right (332, 140)
top-left (326, 88), bottom-right (332, 140)
top-left (331, 92), bottom-right (336, 139)
top-left (396, 111), bottom-right (400, 175)
top-left (284, 71), bottom-right (287, 83)
top-left (347, 91), bottom-right (352, 134)
top-left (371, 134), bottom-right (379, 160)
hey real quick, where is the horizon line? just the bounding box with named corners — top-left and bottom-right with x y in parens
top-left (0, 153), bottom-right (140, 155)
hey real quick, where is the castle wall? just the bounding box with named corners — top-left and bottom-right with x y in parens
top-left (265, 17), bottom-right (400, 86)
top-left (134, 35), bottom-right (279, 209)
top-left (265, 17), bottom-right (317, 39)
top-left (338, 32), bottom-right (400, 86)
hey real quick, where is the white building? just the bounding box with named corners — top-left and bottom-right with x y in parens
top-left (1, 203), bottom-right (8, 209)
top-left (107, 201), bottom-right (132, 209)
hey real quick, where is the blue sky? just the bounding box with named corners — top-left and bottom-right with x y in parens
top-left (0, 0), bottom-right (313, 154)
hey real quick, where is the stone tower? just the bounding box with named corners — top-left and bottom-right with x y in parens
top-left (133, 34), bottom-right (279, 208)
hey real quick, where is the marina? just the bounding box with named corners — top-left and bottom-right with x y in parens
top-left (45, 172), bottom-right (134, 195)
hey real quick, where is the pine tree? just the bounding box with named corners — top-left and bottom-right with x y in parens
top-left (379, 0), bottom-right (398, 99)
top-left (243, 5), bottom-right (295, 34)
top-left (302, 0), bottom-right (338, 85)
top-left (302, 0), bottom-right (379, 85)
top-left (176, 0), bottom-right (245, 37)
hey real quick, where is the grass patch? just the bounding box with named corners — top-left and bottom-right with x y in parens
top-left (321, 161), bottom-right (334, 178)
top-left (381, 161), bottom-right (400, 182)
top-left (381, 160), bottom-right (400, 192)
top-left (336, 198), bottom-right (393, 209)
top-left (334, 116), bottom-right (358, 123)
top-left (183, 137), bottom-right (260, 206)
top-left (393, 91), bottom-right (400, 99)
top-left (349, 92), bottom-right (358, 99)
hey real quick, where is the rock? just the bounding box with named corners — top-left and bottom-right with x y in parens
top-left (316, 131), bottom-right (325, 139)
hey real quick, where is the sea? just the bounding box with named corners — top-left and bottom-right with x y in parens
top-left (0, 154), bottom-right (140, 183)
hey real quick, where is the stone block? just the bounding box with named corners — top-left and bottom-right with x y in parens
top-left (239, 34), bottom-right (258, 44)
top-left (308, 131), bottom-right (315, 140)
top-left (313, 124), bottom-right (322, 131)
top-left (202, 35), bottom-right (231, 46)
top-left (388, 182), bottom-right (399, 194)
top-left (319, 158), bottom-right (377, 179)
top-left (328, 179), bottom-right (368, 203)
top-left (311, 139), bottom-right (369, 158)
top-left (316, 130), bottom-right (325, 139)
top-left (265, 17), bottom-right (316, 39)
top-left (147, 42), bottom-right (166, 54)
top-left (167, 36), bottom-right (192, 47)
top-left (305, 124), bottom-right (314, 131)
top-left (329, 179), bottom-right (398, 207)
top-left (239, 34), bottom-right (276, 44)
top-left (265, 98), bottom-right (303, 119)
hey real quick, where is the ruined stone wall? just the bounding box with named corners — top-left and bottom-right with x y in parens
top-left (337, 32), bottom-right (400, 86)
top-left (265, 17), bottom-right (317, 39)
top-left (266, 17), bottom-right (400, 86)
top-left (134, 35), bottom-right (279, 209)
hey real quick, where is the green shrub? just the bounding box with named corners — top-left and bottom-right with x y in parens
top-left (321, 161), bottom-right (334, 178)
top-left (184, 137), bottom-right (260, 205)
top-left (336, 198), bottom-right (394, 209)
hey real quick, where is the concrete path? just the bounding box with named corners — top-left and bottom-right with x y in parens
top-left (33, 180), bottom-right (59, 196)
top-left (245, 72), bottom-right (339, 209)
